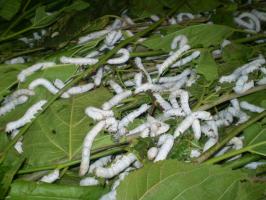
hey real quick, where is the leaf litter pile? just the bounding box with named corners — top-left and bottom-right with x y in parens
top-left (0, 0), bottom-right (266, 199)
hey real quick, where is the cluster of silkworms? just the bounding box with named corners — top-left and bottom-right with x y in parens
top-left (2, 8), bottom-right (266, 199)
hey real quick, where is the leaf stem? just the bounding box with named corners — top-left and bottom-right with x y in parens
top-left (224, 154), bottom-right (261, 169)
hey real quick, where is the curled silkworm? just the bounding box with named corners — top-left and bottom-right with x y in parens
top-left (67, 83), bottom-right (94, 95)
top-left (108, 80), bottom-right (123, 94)
top-left (94, 67), bottom-right (103, 86)
top-left (147, 147), bottom-right (158, 160)
top-left (134, 57), bottom-right (152, 83)
top-left (154, 134), bottom-right (174, 162)
top-left (190, 149), bottom-right (201, 158)
top-left (80, 120), bottom-right (106, 176)
top-left (176, 13), bottom-right (194, 22)
top-left (153, 93), bottom-right (172, 111)
top-left (118, 104), bottom-right (150, 133)
top-left (0, 96), bottom-right (28, 116)
top-left (102, 90), bottom-right (132, 110)
top-left (134, 72), bottom-right (143, 87)
top-left (89, 156), bottom-right (112, 173)
top-left (60, 56), bottom-right (98, 65)
top-left (171, 35), bottom-right (188, 50)
top-left (171, 51), bottom-right (200, 68)
top-left (158, 69), bottom-right (191, 83)
top-left (234, 12), bottom-right (261, 32)
top-left (78, 30), bottom-right (109, 44)
top-left (157, 44), bottom-right (190, 75)
top-left (85, 107), bottom-right (114, 121)
top-left (18, 62), bottom-right (56, 82)
top-left (252, 9), bottom-right (266, 21)
top-left (174, 115), bottom-right (195, 138)
top-left (40, 169), bottom-right (60, 183)
top-left (5, 100), bottom-right (47, 132)
top-left (80, 177), bottom-right (99, 186)
top-left (105, 30), bottom-right (122, 47)
top-left (240, 101), bottom-right (264, 113)
top-left (5, 57), bottom-right (25, 64)
top-left (135, 83), bottom-right (165, 94)
top-left (203, 137), bottom-right (218, 152)
top-left (95, 153), bottom-right (137, 178)
top-left (29, 78), bottom-right (70, 98)
top-left (107, 48), bottom-right (130, 64)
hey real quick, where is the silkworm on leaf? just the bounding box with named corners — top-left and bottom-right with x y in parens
top-left (158, 69), bottom-right (191, 83)
top-left (134, 57), bottom-right (152, 83)
top-left (171, 35), bottom-right (188, 50)
top-left (0, 96), bottom-right (28, 116)
top-left (107, 48), bottom-right (130, 65)
top-left (53, 79), bottom-right (65, 89)
top-left (134, 72), bottom-right (143, 87)
top-left (40, 169), bottom-right (60, 183)
top-left (203, 137), bottom-right (218, 152)
top-left (78, 30), bottom-right (109, 44)
top-left (105, 30), bottom-right (122, 47)
top-left (190, 149), bottom-right (201, 158)
top-left (252, 9), bottom-right (266, 21)
top-left (153, 93), bottom-right (172, 111)
top-left (94, 153), bottom-right (137, 178)
top-left (176, 13), bottom-right (194, 22)
top-left (135, 83), bottom-right (165, 94)
top-left (108, 80), bottom-right (124, 94)
top-left (80, 177), bottom-right (99, 186)
top-left (105, 117), bottom-right (118, 133)
top-left (234, 12), bottom-right (261, 32)
top-left (66, 83), bottom-right (94, 95)
top-left (102, 90), bottom-right (132, 110)
top-left (17, 62), bottom-right (56, 82)
top-left (154, 134), bottom-right (174, 162)
top-left (94, 67), bottom-right (104, 86)
top-left (80, 120), bottom-right (106, 176)
top-left (5, 57), bottom-right (25, 64)
top-left (171, 51), bottom-right (200, 68)
top-left (148, 115), bottom-right (170, 137)
top-left (85, 107), bottom-right (114, 121)
top-left (60, 56), bottom-right (98, 65)
top-left (147, 147), bottom-right (158, 160)
top-left (5, 100), bottom-right (47, 132)
top-left (174, 115), bottom-right (194, 138)
top-left (191, 119), bottom-right (201, 140)
top-left (240, 101), bottom-right (265, 113)
top-left (89, 156), bottom-right (112, 173)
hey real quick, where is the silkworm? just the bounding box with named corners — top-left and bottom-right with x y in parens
top-left (118, 104), bottom-right (150, 132)
top-left (60, 56), bottom-right (98, 65)
top-left (190, 149), bottom-right (201, 158)
top-left (191, 119), bottom-right (201, 140)
top-left (89, 156), bottom-right (112, 173)
top-left (234, 12), bottom-right (261, 32)
top-left (244, 161), bottom-right (266, 169)
top-left (186, 70), bottom-right (197, 87)
top-left (252, 9), bottom-right (266, 21)
top-left (85, 107), bottom-right (114, 121)
top-left (124, 80), bottom-right (135, 87)
top-left (18, 62), bottom-right (56, 82)
top-left (171, 35), bottom-right (188, 50)
top-left (174, 115), bottom-right (195, 138)
top-left (158, 69), bottom-right (191, 83)
top-left (102, 90), bottom-right (132, 110)
top-left (78, 30), bottom-right (109, 44)
top-left (94, 67), bottom-right (103, 86)
top-left (122, 14), bottom-right (135, 25)
top-left (134, 57), bottom-right (152, 83)
top-left (5, 100), bottom-right (47, 132)
top-left (153, 93), bottom-right (172, 111)
top-left (29, 78), bottom-right (70, 98)
top-left (140, 128), bottom-right (150, 138)
top-left (80, 120), bottom-right (106, 176)
top-left (95, 153), bottom-right (137, 178)
top-left (147, 147), bottom-right (158, 160)
top-left (134, 72), bottom-right (143, 87)
top-left (191, 111), bottom-right (212, 120)
top-left (154, 134), bottom-right (174, 162)
top-left (5, 57), bottom-right (25, 64)
top-left (127, 122), bottom-right (150, 136)
top-left (108, 80), bottom-right (124, 94)
top-left (171, 51), bottom-right (200, 68)
top-left (10, 130), bottom-right (23, 154)
top-left (164, 108), bottom-right (185, 117)
top-left (40, 169), bottom-right (60, 183)
top-left (257, 77), bottom-right (266, 85)
top-left (148, 115), bottom-right (170, 137)
top-left (80, 177), bottom-right (99, 186)
top-left (105, 30), bottom-right (122, 47)
top-left (107, 48), bottom-right (130, 65)
top-left (203, 137), bottom-right (218, 152)
top-left (134, 83), bottom-right (165, 94)
top-left (170, 89), bottom-right (191, 114)
top-left (105, 117), bottom-right (119, 133)
top-left (111, 18), bottom-right (123, 29)
top-left (233, 75), bottom-right (254, 94)
top-left (5, 88), bottom-right (34, 104)
top-left (150, 15), bottom-right (160, 22)
top-left (157, 44), bottom-right (190, 75)
top-left (53, 79), bottom-right (65, 89)
top-left (0, 96), bottom-right (28, 116)
top-left (66, 83), bottom-right (95, 95)
top-left (176, 13), bottom-right (194, 22)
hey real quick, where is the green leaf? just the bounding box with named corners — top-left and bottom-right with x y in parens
top-left (0, 0), bottom-right (21, 20)
top-left (196, 50), bottom-right (218, 81)
top-left (117, 160), bottom-right (248, 200)
top-left (0, 154), bottom-right (25, 199)
top-left (235, 182), bottom-right (266, 200)
top-left (7, 180), bottom-right (107, 200)
top-left (63, 0), bottom-right (90, 12)
top-left (32, 6), bottom-right (61, 28)
top-left (143, 24), bottom-right (234, 52)
top-left (129, 0), bottom-right (165, 18)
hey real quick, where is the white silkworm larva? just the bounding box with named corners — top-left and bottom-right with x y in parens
top-left (17, 62), bottom-right (56, 82)
top-left (147, 147), bottom-right (158, 160)
top-left (154, 134), bottom-right (174, 162)
top-left (80, 120), bottom-right (106, 176)
top-left (5, 100), bottom-right (47, 132)
top-left (176, 13), bottom-right (194, 22)
top-left (124, 80), bottom-right (135, 87)
top-left (102, 90), bottom-right (132, 110)
top-left (240, 101), bottom-right (265, 113)
top-left (105, 30), bottom-right (122, 47)
top-left (257, 77), bottom-right (266, 85)
top-left (234, 12), bottom-right (261, 32)
top-left (191, 119), bottom-right (201, 140)
top-left (191, 111), bottom-right (212, 120)
top-left (94, 67), bottom-right (103, 86)
top-left (134, 83), bottom-right (165, 94)
top-left (5, 57), bottom-right (25, 64)
top-left (190, 149), bottom-right (201, 158)
top-left (0, 96), bottom-right (28, 116)
top-left (89, 156), bottom-right (112, 173)
top-left (11, 130), bottom-right (23, 154)
top-left (134, 72), bottom-right (143, 87)
top-left (158, 69), bottom-right (191, 83)
top-left (171, 35), bottom-right (188, 50)
top-left (148, 115), bottom-right (170, 137)
top-left (186, 70), bottom-right (197, 87)
top-left (107, 48), bottom-right (130, 65)
top-left (203, 137), bottom-right (218, 152)
top-left (134, 57), bottom-right (152, 83)
top-left (78, 30), bottom-right (109, 44)
top-left (140, 128), bottom-right (150, 138)
top-left (122, 14), bottom-right (135, 25)
top-left (60, 56), bottom-right (98, 65)
top-left (118, 104), bottom-right (150, 129)
top-left (164, 108), bottom-right (185, 117)
top-left (174, 115), bottom-right (195, 138)
top-left (153, 93), bottom-right (172, 111)
top-left (150, 15), bottom-right (160, 22)
top-left (40, 169), bottom-right (60, 183)
top-left (105, 117), bottom-right (119, 133)
top-left (171, 51), bottom-right (200, 68)
top-left (95, 153), bottom-right (137, 178)
top-left (67, 83), bottom-right (95, 95)
top-left (234, 80), bottom-right (254, 94)
top-left (85, 107), bottom-right (114, 121)
top-left (157, 44), bottom-right (190, 75)
top-left (252, 9), bottom-right (266, 21)
top-left (53, 79), bottom-right (65, 89)
top-left (244, 161), bottom-right (266, 169)
top-left (108, 80), bottom-right (124, 94)
top-left (80, 177), bottom-right (99, 186)
top-left (127, 122), bottom-right (150, 136)
top-left (86, 50), bottom-right (100, 58)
